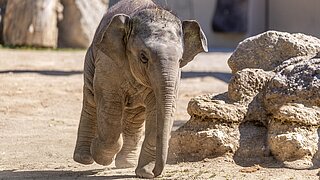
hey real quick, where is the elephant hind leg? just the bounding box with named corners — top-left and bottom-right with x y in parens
top-left (91, 134), bottom-right (123, 166)
top-left (74, 47), bottom-right (97, 165)
top-left (73, 86), bottom-right (97, 165)
top-left (90, 97), bottom-right (124, 166)
top-left (115, 106), bottom-right (146, 168)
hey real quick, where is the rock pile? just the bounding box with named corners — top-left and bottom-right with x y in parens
top-left (170, 31), bottom-right (320, 169)
top-left (1, 0), bottom-right (109, 48)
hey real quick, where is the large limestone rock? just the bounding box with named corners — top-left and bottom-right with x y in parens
top-left (187, 93), bottom-right (246, 123)
top-left (3, 0), bottom-right (61, 48)
top-left (170, 31), bottom-right (320, 169)
top-left (169, 115), bottom-right (240, 162)
top-left (267, 120), bottom-right (318, 169)
top-left (58, 0), bottom-right (108, 48)
top-left (265, 57), bottom-right (320, 114)
top-left (228, 31), bottom-right (320, 73)
top-left (228, 68), bottom-right (275, 103)
top-left (228, 68), bottom-right (275, 125)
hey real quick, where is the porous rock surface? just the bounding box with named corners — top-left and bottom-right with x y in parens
top-left (228, 31), bottom-right (320, 73)
top-left (3, 0), bottom-right (61, 48)
top-left (1, 0), bottom-right (108, 48)
top-left (169, 31), bottom-right (320, 168)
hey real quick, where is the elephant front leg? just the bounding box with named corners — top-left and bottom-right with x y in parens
top-left (135, 93), bottom-right (157, 178)
top-left (73, 85), bottom-right (96, 165)
top-left (115, 106), bottom-right (145, 168)
top-left (91, 94), bottom-right (124, 166)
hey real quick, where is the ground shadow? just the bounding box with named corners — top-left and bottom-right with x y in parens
top-left (181, 71), bottom-right (232, 83)
top-left (233, 122), bottom-right (283, 168)
top-left (0, 70), bottom-right (232, 82)
top-left (173, 120), bottom-right (187, 129)
top-left (233, 121), bottom-right (320, 170)
top-left (0, 169), bottom-right (136, 180)
top-left (311, 128), bottom-right (320, 169)
top-left (0, 70), bottom-right (83, 76)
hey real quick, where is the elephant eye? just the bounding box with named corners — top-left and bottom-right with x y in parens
top-left (139, 52), bottom-right (148, 64)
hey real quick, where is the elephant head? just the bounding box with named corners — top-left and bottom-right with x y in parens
top-left (94, 7), bottom-right (207, 177)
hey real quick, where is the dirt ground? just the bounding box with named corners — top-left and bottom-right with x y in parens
top-left (0, 49), bottom-right (319, 179)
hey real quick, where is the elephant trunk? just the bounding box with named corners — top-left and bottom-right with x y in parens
top-left (152, 64), bottom-right (180, 176)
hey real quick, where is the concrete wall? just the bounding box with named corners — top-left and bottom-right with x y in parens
top-left (160, 0), bottom-right (245, 49)
top-left (109, 0), bottom-right (320, 49)
top-left (247, 0), bottom-right (266, 37)
top-left (109, 0), bottom-right (245, 49)
top-left (165, 0), bottom-right (320, 48)
top-left (269, 0), bottom-right (320, 38)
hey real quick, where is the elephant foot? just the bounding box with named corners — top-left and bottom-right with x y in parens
top-left (115, 158), bottom-right (136, 168)
top-left (91, 138), bottom-right (122, 166)
top-left (73, 146), bottom-right (94, 165)
top-left (135, 161), bottom-right (155, 179)
top-left (115, 155), bottom-right (137, 168)
top-left (115, 149), bottom-right (139, 168)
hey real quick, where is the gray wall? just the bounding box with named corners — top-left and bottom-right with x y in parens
top-left (247, 0), bottom-right (266, 36)
top-left (109, 0), bottom-right (245, 49)
top-left (247, 0), bottom-right (320, 39)
top-left (162, 0), bottom-right (320, 48)
top-left (161, 0), bottom-right (245, 49)
top-left (109, 0), bottom-right (320, 49)
top-left (269, 0), bottom-right (320, 38)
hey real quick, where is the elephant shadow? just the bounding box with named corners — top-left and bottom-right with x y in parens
top-left (181, 71), bottom-right (232, 83)
top-left (0, 169), bottom-right (136, 180)
top-left (0, 70), bottom-right (83, 76)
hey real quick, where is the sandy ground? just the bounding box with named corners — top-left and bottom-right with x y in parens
top-left (0, 49), bottom-right (319, 179)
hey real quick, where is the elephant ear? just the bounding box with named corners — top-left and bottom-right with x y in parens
top-left (95, 14), bottom-right (130, 65)
top-left (180, 20), bottom-right (208, 68)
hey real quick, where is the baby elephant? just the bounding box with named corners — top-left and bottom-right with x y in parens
top-left (73, 0), bottom-right (207, 178)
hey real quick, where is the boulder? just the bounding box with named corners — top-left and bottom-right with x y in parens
top-left (272, 104), bottom-right (320, 126)
top-left (58, 0), bottom-right (108, 48)
top-left (187, 93), bottom-right (246, 123)
top-left (169, 93), bottom-right (243, 162)
top-left (3, 0), bottom-right (61, 48)
top-left (228, 31), bottom-right (320, 73)
top-left (228, 68), bottom-right (275, 103)
top-left (268, 120), bottom-right (318, 169)
top-left (265, 57), bottom-right (320, 114)
top-left (169, 116), bottom-right (240, 163)
top-left (227, 68), bottom-right (274, 124)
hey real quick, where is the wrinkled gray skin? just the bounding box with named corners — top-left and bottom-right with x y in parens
top-left (73, 0), bottom-right (207, 178)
